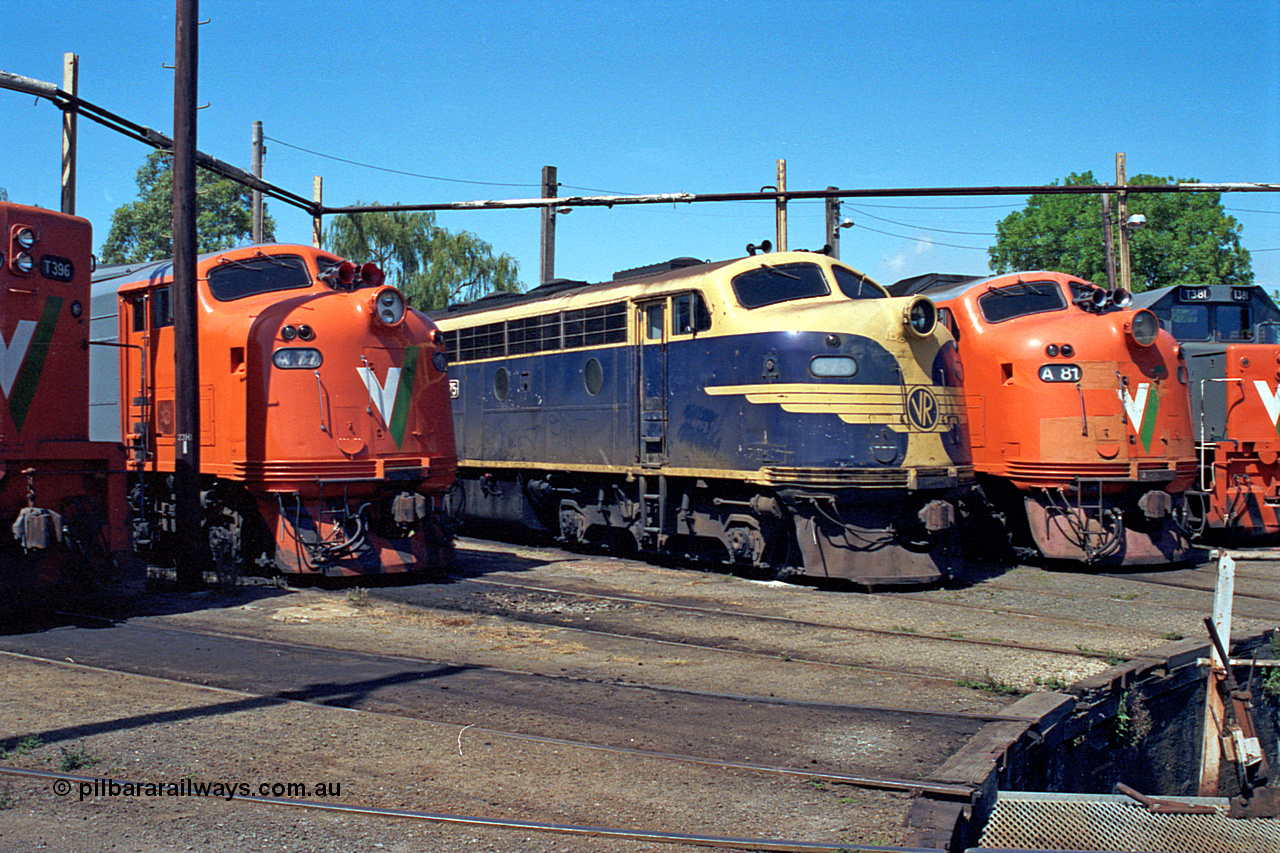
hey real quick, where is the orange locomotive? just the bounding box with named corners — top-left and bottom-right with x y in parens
top-left (2, 202), bottom-right (129, 603)
top-left (890, 271), bottom-right (1197, 564)
top-left (1132, 283), bottom-right (1280, 539)
top-left (90, 244), bottom-right (456, 576)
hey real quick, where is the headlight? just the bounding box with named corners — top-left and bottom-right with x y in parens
top-left (272, 348), bottom-right (323, 369)
top-left (371, 286), bottom-right (406, 327)
top-left (13, 252), bottom-right (34, 274)
top-left (1127, 309), bottom-right (1159, 347)
top-left (903, 295), bottom-right (937, 338)
top-left (433, 351), bottom-right (448, 372)
top-left (14, 227), bottom-right (37, 250)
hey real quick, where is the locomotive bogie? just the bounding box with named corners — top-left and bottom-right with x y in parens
top-left (437, 252), bottom-right (973, 587)
top-left (91, 244), bottom-right (457, 576)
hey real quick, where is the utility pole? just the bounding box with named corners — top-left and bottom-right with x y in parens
top-left (172, 0), bottom-right (208, 589)
top-left (1116, 153), bottom-right (1132, 294)
top-left (775, 160), bottom-right (787, 252)
top-left (540, 165), bottom-right (557, 284)
top-left (251, 120), bottom-right (264, 243)
top-left (60, 53), bottom-right (78, 215)
top-left (825, 186), bottom-right (841, 259)
top-left (312, 176), bottom-right (323, 247)
top-left (1101, 193), bottom-right (1117, 292)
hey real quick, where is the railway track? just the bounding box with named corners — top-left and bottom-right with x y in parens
top-left (9, 541), bottom-right (1269, 853)
top-left (0, 765), bottom-right (922, 853)
top-left (0, 617), bottom-right (989, 784)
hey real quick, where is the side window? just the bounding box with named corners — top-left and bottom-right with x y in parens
top-left (937, 307), bottom-right (960, 341)
top-left (646, 304), bottom-right (664, 340)
top-left (151, 287), bottom-right (174, 329)
top-left (672, 292), bottom-right (711, 335)
top-left (130, 294), bottom-right (147, 332)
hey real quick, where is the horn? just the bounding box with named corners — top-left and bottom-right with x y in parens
top-left (746, 240), bottom-right (773, 256)
top-left (1111, 287), bottom-right (1132, 308)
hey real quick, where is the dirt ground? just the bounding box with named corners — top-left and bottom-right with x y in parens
top-left (1, 539), bottom-right (1271, 852)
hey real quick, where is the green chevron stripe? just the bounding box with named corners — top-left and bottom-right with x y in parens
top-left (7, 296), bottom-right (62, 432)
top-left (387, 346), bottom-right (421, 449)
top-left (1138, 389), bottom-right (1159, 454)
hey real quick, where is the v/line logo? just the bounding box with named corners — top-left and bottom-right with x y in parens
top-left (1119, 382), bottom-right (1160, 453)
top-left (355, 346), bottom-right (422, 448)
top-left (1, 297), bottom-right (63, 432)
top-left (1253, 380), bottom-right (1280, 435)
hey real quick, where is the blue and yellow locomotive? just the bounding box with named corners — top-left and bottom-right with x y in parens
top-left (434, 251), bottom-right (972, 587)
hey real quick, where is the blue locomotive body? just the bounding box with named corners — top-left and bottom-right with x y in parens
top-left (437, 253), bottom-right (971, 587)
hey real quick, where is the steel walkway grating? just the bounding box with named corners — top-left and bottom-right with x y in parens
top-left (973, 791), bottom-right (1280, 853)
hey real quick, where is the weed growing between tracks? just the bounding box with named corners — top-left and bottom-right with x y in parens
top-left (956, 670), bottom-right (1023, 697)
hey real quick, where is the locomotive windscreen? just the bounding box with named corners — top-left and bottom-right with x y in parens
top-left (731, 263), bottom-right (829, 308)
top-left (207, 255), bottom-right (312, 301)
top-left (977, 280), bottom-right (1066, 323)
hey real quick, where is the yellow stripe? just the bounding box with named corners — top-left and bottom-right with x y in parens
top-left (704, 382), bottom-right (963, 431)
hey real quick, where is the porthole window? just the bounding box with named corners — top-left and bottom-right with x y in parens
top-left (494, 367), bottom-right (510, 401)
top-left (584, 358), bottom-right (604, 396)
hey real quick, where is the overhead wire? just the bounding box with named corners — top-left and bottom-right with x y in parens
top-left (262, 135), bottom-right (1275, 253)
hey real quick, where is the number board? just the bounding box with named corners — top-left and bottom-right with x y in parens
top-left (1039, 363), bottom-right (1082, 383)
top-left (1232, 288), bottom-right (1251, 302)
top-left (39, 254), bottom-right (75, 282)
top-left (1179, 286), bottom-right (1211, 302)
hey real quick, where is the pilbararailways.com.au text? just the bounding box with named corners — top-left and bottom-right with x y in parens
top-left (59, 777), bottom-right (343, 802)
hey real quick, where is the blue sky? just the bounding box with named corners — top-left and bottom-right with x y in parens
top-left (5, 0), bottom-right (1279, 290)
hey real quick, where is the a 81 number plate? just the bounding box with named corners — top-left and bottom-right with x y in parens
top-left (1039, 363), bottom-right (1082, 382)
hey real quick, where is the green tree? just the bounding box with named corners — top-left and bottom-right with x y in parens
top-left (988, 171), bottom-right (1252, 291)
top-left (100, 151), bottom-right (275, 263)
top-left (323, 203), bottom-right (520, 310)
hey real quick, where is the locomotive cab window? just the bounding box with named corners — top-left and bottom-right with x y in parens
top-left (150, 287), bottom-right (174, 329)
top-left (672, 292), bottom-right (711, 335)
top-left (833, 268), bottom-right (885, 301)
top-left (1216, 305), bottom-right (1253, 341)
top-left (207, 254), bottom-right (312, 301)
top-left (129, 294), bottom-right (147, 332)
top-left (645, 304), bottom-right (664, 340)
top-left (977, 280), bottom-right (1066, 324)
top-left (1169, 305), bottom-right (1210, 341)
top-left (732, 263), bottom-right (829, 308)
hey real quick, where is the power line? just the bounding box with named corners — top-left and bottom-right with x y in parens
top-left (265, 136), bottom-right (540, 188)
top-left (265, 135), bottom-right (628, 195)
